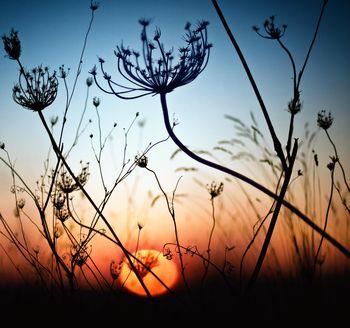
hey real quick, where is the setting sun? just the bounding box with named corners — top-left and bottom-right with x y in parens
top-left (118, 249), bottom-right (179, 297)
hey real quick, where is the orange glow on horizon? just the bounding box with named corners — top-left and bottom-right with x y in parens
top-left (118, 249), bottom-right (179, 297)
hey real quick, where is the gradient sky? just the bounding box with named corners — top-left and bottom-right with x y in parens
top-left (0, 0), bottom-right (349, 281)
top-left (0, 0), bottom-right (349, 203)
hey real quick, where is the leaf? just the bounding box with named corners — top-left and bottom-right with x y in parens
top-left (213, 146), bottom-right (233, 155)
top-left (150, 195), bottom-right (161, 207)
top-left (250, 111), bottom-right (258, 127)
top-left (170, 148), bottom-right (182, 160)
top-left (224, 114), bottom-right (245, 127)
top-left (175, 167), bottom-right (198, 172)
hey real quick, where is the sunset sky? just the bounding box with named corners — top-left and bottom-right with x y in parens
top-left (0, 0), bottom-right (349, 285)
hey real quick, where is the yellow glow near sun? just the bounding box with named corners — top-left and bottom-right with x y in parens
top-left (118, 249), bottom-right (178, 297)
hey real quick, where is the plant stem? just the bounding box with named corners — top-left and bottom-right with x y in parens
top-left (211, 0), bottom-right (287, 171)
top-left (246, 143), bottom-right (296, 293)
top-left (159, 93), bottom-right (350, 258)
top-left (37, 110), bottom-right (153, 299)
top-left (314, 166), bottom-right (335, 271)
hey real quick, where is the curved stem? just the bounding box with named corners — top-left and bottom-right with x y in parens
top-left (160, 92), bottom-right (350, 258)
top-left (146, 167), bottom-right (191, 294)
top-left (201, 197), bottom-right (216, 287)
top-left (314, 166), bottom-right (335, 271)
top-left (211, 0), bottom-right (287, 171)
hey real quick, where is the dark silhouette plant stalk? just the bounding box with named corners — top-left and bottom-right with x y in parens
top-left (314, 163), bottom-right (335, 271)
top-left (145, 166), bottom-right (191, 294)
top-left (159, 93), bottom-right (350, 257)
top-left (211, 0), bottom-right (287, 171)
top-left (37, 109), bottom-right (153, 299)
top-left (212, 0), bottom-right (329, 289)
top-left (92, 15), bottom-right (350, 264)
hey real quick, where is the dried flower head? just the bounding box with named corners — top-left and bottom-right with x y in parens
top-left (327, 161), bottom-right (335, 171)
top-left (93, 96), bottom-right (100, 107)
top-left (86, 77), bottom-right (93, 87)
top-left (207, 181), bottom-right (224, 199)
top-left (135, 154), bottom-right (148, 168)
top-left (57, 164), bottom-right (89, 194)
top-left (52, 192), bottom-right (70, 222)
top-left (58, 65), bottom-right (70, 79)
top-left (90, 1), bottom-right (99, 11)
top-left (91, 19), bottom-right (211, 98)
top-left (54, 223), bottom-right (64, 238)
top-left (0, 141), bottom-right (5, 150)
top-left (12, 65), bottom-right (58, 111)
top-left (287, 92), bottom-right (302, 114)
top-left (50, 115), bottom-right (59, 127)
top-left (253, 15), bottom-right (287, 39)
top-left (2, 29), bottom-right (21, 60)
top-left (17, 198), bottom-right (26, 209)
top-left (163, 247), bottom-right (173, 260)
top-left (71, 244), bottom-right (91, 267)
top-left (128, 250), bottom-right (159, 278)
top-left (110, 260), bottom-right (123, 280)
top-left (317, 110), bottom-right (333, 130)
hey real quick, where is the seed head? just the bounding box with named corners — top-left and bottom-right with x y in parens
top-left (12, 65), bottom-right (58, 111)
top-left (2, 29), bottom-right (21, 60)
top-left (317, 110), bottom-right (333, 130)
top-left (253, 15), bottom-right (287, 39)
top-left (93, 96), bottom-right (100, 107)
top-left (135, 154), bottom-right (148, 168)
top-left (90, 1), bottom-right (99, 11)
top-left (91, 19), bottom-right (211, 98)
top-left (207, 181), bottom-right (224, 200)
top-left (86, 77), bottom-right (93, 87)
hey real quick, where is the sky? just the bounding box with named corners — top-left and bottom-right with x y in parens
top-left (0, 0), bottom-right (349, 175)
top-left (0, 0), bottom-right (349, 280)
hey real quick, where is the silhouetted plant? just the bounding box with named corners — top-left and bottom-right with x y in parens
top-left (92, 3), bottom-right (350, 295)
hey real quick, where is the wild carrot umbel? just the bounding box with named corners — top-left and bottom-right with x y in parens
top-left (91, 19), bottom-right (212, 98)
top-left (92, 16), bottom-right (350, 267)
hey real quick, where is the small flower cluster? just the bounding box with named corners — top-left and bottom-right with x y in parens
top-left (135, 154), bottom-right (148, 168)
top-left (163, 247), bottom-right (173, 260)
top-left (327, 156), bottom-right (338, 171)
top-left (207, 181), bottom-right (224, 200)
top-left (253, 15), bottom-right (287, 40)
top-left (128, 251), bottom-right (159, 279)
top-left (91, 19), bottom-right (212, 98)
top-left (287, 92), bottom-right (302, 114)
top-left (2, 29), bottom-right (21, 60)
top-left (93, 96), bottom-right (100, 107)
top-left (52, 192), bottom-right (70, 222)
top-left (317, 110), bottom-right (333, 130)
top-left (57, 164), bottom-right (89, 194)
top-left (110, 260), bottom-right (123, 280)
top-left (71, 243), bottom-right (91, 267)
top-left (13, 65), bottom-right (58, 111)
top-left (17, 198), bottom-right (26, 209)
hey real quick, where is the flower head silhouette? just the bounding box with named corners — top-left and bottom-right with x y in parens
top-left (2, 29), bottom-right (21, 60)
top-left (91, 19), bottom-right (212, 98)
top-left (253, 15), bottom-right (287, 40)
top-left (13, 65), bottom-right (58, 111)
top-left (317, 110), bottom-right (333, 130)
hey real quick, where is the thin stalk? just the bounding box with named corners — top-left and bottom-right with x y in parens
top-left (211, 0), bottom-right (287, 171)
top-left (159, 93), bottom-right (350, 258)
top-left (37, 110), bottom-right (154, 299)
top-left (146, 167), bottom-right (191, 294)
top-left (314, 166), bottom-right (335, 271)
top-left (201, 197), bottom-right (217, 287)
